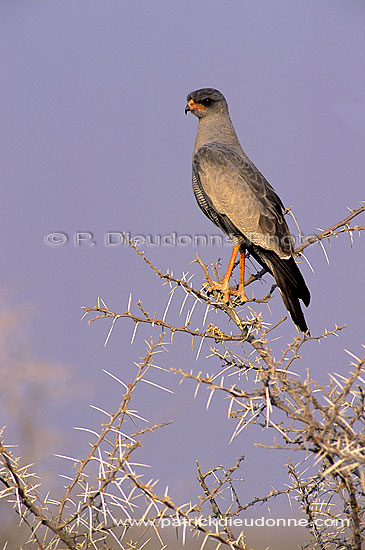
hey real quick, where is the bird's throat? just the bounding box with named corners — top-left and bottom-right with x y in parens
top-left (194, 113), bottom-right (244, 155)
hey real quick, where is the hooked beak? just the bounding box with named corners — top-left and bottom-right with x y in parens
top-left (185, 99), bottom-right (206, 115)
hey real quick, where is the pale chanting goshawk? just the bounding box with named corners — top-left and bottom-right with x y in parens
top-left (185, 88), bottom-right (310, 332)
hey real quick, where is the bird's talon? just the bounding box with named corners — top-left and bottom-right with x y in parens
top-left (204, 282), bottom-right (230, 302)
top-left (230, 289), bottom-right (249, 304)
top-left (204, 282), bottom-right (248, 304)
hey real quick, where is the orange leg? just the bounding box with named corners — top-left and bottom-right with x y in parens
top-left (208, 245), bottom-right (248, 303)
top-left (220, 245), bottom-right (240, 289)
top-left (230, 248), bottom-right (249, 302)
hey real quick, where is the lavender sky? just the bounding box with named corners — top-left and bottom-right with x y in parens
top-left (1, 1), bottom-right (365, 546)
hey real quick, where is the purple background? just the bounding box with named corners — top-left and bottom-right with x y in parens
top-left (1, 1), bottom-right (364, 546)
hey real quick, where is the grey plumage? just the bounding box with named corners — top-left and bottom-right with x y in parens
top-left (186, 88), bottom-right (310, 332)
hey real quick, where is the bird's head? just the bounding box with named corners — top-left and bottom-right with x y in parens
top-left (185, 88), bottom-right (228, 118)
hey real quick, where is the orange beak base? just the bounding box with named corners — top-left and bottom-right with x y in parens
top-left (188, 99), bottom-right (206, 111)
top-left (185, 99), bottom-right (206, 114)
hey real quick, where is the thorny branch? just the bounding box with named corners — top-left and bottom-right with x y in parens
top-left (0, 204), bottom-right (364, 550)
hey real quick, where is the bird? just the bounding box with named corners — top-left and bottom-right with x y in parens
top-left (185, 88), bottom-right (310, 332)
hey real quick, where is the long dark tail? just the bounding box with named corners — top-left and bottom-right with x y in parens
top-left (250, 247), bottom-right (311, 332)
